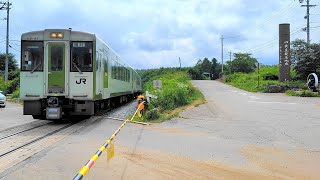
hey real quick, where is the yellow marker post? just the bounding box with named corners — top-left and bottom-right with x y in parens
top-left (107, 142), bottom-right (115, 161)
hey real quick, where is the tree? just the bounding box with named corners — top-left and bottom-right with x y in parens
top-left (211, 58), bottom-right (221, 79)
top-left (226, 53), bottom-right (257, 73)
top-left (190, 57), bottom-right (222, 80)
top-left (0, 53), bottom-right (19, 93)
top-left (0, 53), bottom-right (18, 75)
top-left (291, 39), bottom-right (320, 80)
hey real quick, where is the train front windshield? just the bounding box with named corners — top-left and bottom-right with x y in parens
top-left (21, 41), bottom-right (44, 72)
top-left (71, 42), bottom-right (93, 72)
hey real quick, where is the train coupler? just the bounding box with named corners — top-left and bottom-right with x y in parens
top-left (46, 107), bottom-right (62, 119)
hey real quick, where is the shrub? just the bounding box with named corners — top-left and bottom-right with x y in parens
top-left (6, 77), bottom-right (19, 94)
top-left (145, 108), bottom-right (160, 120)
top-left (140, 69), bottom-right (204, 121)
top-left (12, 88), bottom-right (20, 98)
top-left (263, 74), bottom-right (278, 80)
top-left (285, 90), bottom-right (319, 97)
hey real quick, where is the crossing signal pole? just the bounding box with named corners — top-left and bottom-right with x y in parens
top-left (0, 0), bottom-right (11, 84)
top-left (299, 0), bottom-right (316, 45)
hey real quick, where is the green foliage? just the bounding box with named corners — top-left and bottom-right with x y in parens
top-left (144, 105), bottom-right (160, 120)
top-left (0, 53), bottom-right (18, 73)
top-left (6, 77), bottom-right (20, 94)
top-left (285, 90), bottom-right (319, 97)
top-left (0, 77), bottom-right (5, 92)
top-left (225, 65), bottom-right (304, 92)
top-left (192, 57), bottom-right (221, 79)
top-left (226, 53), bottom-right (258, 73)
top-left (138, 68), bottom-right (204, 121)
top-left (0, 53), bottom-right (20, 95)
top-left (8, 70), bottom-right (20, 81)
top-left (187, 67), bottom-right (204, 80)
top-left (291, 39), bottom-right (320, 80)
top-left (137, 67), bottom-right (190, 86)
top-left (12, 88), bottom-right (20, 98)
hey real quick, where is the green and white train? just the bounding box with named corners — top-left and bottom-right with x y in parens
top-left (20, 29), bottom-right (142, 120)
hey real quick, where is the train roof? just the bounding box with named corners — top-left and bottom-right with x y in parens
top-left (21, 29), bottom-right (140, 76)
top-left (21, 29), bottom-right (95, 41)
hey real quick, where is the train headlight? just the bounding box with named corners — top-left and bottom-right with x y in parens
top-left (50, 32), bottom-right (57, 38)
top-left (50, 32), bottom-right (63, 38)
top-left (57, 32), bottom-right (63, 38)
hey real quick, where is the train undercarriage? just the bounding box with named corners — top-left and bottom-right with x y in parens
top-left (24, 93), bottom-right (141, 120)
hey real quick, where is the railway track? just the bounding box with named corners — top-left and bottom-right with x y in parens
top-left (0, 101), bottom-right (136, 178)
top-left (0, 104), bottom-right (126, 159)
top-left (0, 122), bottom-right (75, 158)
top-left (0, 122), bottom-right (52, 141)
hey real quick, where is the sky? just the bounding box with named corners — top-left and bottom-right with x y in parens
top-left (0, 0), bottom-right (320, 69)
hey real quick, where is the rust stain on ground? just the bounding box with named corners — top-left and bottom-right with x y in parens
top-left (241, 145), bottom-right (320, 180)
top-left (92, 145), bottom-right (271, 180)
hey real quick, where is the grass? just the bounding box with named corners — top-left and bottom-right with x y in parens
top-left (225, 65), bottom-right (306, 93)
top-left (134, 69), bottom-right (205, 122)
top-left (285, 90), bottom-right (320, 97)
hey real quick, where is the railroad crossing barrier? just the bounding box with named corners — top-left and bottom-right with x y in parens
top-left (73, 103), bottom-right (143, 180)
top-left (105, 116), bottom-right (150, 126)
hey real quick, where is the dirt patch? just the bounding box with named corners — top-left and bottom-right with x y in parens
top-left (241, 145), bottom-right (320, 180)
top-left (146, 126), bottom-right (208, 137)
top-left (91, 144), bottom-right (271, 180)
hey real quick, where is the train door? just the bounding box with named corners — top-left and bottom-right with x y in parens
top-left (46, 42), bottom-right (68, 95)
top-left (96, 51), bottom-right (102, 96)
top-left (103, 51), bottom-right (108, 89)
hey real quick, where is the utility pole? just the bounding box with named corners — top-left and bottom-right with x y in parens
top-left (0, 0), bottom-right (11, 84)
top-left (300, 0), bottom-right (316, 45)
top-left (229, 52), bottom-right (232, 61)
top-left (179, 57), bottom-right (181, 70)
top-left (221, 35), bottom-right (224, 74)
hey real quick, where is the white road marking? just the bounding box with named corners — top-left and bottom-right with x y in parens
top-left (248, 100), bottom-right (297, 105)
top-left (249, 96), bottom-right (260, 100)
top-left (231, 90), bottom-right (248, 96)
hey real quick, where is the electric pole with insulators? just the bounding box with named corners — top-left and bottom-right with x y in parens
top-left (299, 0), bottom-right (316, 45)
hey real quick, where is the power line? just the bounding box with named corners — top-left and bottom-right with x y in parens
top-left (247, 26), bottom-right (303, 53)
top-left (9, 41), bottom-right (20, 46)
top-left (254, 1), bottom-right (298, 30)
top-left (9, 44), bottom-right (20, 52)
top-left (247, 27), bottom-right (304, 54)
top-left (310, 25), bottom-right (320, 28)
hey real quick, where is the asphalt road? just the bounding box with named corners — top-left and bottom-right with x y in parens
top-left (0, 101), bottom-right (36, 132)
top-left (2, 81), bottom-right (320, 179)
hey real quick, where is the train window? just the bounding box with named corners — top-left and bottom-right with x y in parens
top-left (111, 60), bottom-right (115, 79)
top-left (128, 70), bottom-right (131, 82)
top-left (125, 69), bottom-right (127, 82)
top-left (116, 62), bottom-right (120, 80)
top-left (21, 41), bottom-right (43, 72)
top-left (50, 45), bottom-right (63, 71)
top-left (71, 42), bottom-right (93, 72)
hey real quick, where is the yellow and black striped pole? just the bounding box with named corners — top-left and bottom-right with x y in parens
top-left (73, 104), bottom-right (142, 180)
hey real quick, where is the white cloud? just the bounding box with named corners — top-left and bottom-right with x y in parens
top-left (1, 0), bottom-right (319, 68)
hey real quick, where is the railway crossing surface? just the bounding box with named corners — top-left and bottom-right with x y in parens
top-left (1, 80), bottom-right (320, 179)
